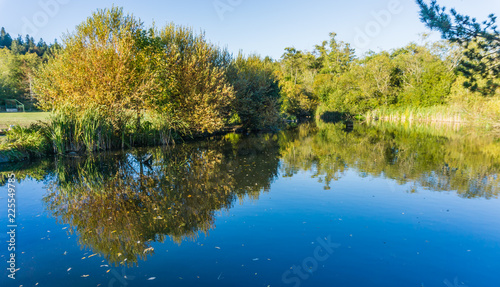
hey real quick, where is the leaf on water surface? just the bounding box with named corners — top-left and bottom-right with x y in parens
top-left (67, 268), bottom-right (71, 272)
top-left (81, 275), bottom-right (89, 277)
top-left (147, 277), bottom-right (156, 280)
top-left (252, 258), bottom-right (259, 261)
top-left (215, 246), bottom-right (221, 249)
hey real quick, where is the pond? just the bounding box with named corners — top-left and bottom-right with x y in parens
top-left (1, 121), bottom-right (500, 287)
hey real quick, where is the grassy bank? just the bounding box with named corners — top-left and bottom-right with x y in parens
top-left (0, 112), bottom-right (50, 129)
top-left (365, 105), bottom-right (465, 124)
top-left (364, 101), bottom-right (500, 129)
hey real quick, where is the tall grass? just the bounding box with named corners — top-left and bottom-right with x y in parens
top-left (365, 105), bottom-right (465, 124)
top-left (0, 124), bottom-right (51, 159)
top-left (45, 105), bottom-right (187, 154)
top-left (365, 100), bottom-right (500, 129)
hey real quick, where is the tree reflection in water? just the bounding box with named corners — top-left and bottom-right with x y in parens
top-left (42, 134), bottom-right (281, 266)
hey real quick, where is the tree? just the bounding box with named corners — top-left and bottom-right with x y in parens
top-left (33, 6), bottom-right (156, 151)
top-left (227, 54), bottom-right (281, 129)
top-left (150, 23), bottom-right (235, 134)
top-left (279, 48), bottom-right (318, 118)
top-left (416, 0), bottom-right (500, 95)
top-left (314, 32), bottom-right (356, 75)
top-left (0, 27), bottom-right (12, 48)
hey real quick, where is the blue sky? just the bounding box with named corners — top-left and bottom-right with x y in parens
top-left (1, 0), bottom-right (499, 59)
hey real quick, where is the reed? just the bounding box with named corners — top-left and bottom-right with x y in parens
top-left (365, 105), bottom-right (465, 124)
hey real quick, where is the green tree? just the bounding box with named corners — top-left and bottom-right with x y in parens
top-left (0, 27), bottom-right (12, 48)
top-left (416, 0), bottom-right (500, 95)
top-left (227, 54), bottom-right (281, 130)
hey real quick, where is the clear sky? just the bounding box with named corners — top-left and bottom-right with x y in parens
top-left (1, 0), bottom-right (499, 59)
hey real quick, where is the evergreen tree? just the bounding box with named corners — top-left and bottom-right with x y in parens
top-left (416, 0), bottom-right (500, 95)
top-left (0, 27), bottom-right (12, 48)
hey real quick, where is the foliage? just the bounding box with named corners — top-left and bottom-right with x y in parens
top-left (416, 0), bottom-right (500, 95)
top-left (33, 7), bottom-right (242, 152)
top-left (0, 124), bottom-right (51, 158)
top-left (0, 27), bottom-right (58, 109)
top-left (150, 24), bottom-right (235, 133)
top-left (227, 54), bottom-right (281, 129)
top-left (278, 48), bottom-right (318, 118)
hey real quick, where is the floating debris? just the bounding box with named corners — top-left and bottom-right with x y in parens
top-left (147, 277), bottom-right (156, 280)
top-left (81, 275), bottom-right (89, 278)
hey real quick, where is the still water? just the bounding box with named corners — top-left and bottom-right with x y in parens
top-left (1, 122), bottom-right (500, 287)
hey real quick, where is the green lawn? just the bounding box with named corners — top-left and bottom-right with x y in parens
top-left (0, 112), bottom-right (50, 129)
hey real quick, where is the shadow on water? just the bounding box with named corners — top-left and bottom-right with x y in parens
top-left (1, 120), bottom-right (500, 265)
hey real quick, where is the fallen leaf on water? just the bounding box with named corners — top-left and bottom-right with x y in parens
top-left (81, 257), bottom-right (86, 260)
top-left (147, 277), bottom-right (156, 280)
top-left (67, 268), bottom-right (71, 272)
top-left (88, 254), bottom-right (97, 258)
top-left (106, 270), bottom-right (110, 273)
top-left (215, 247), bottom-right (221, 249)
top-left (81, 275), bottom-right (89, 278)
top-left (252, 258), bottom-right (259, 261)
